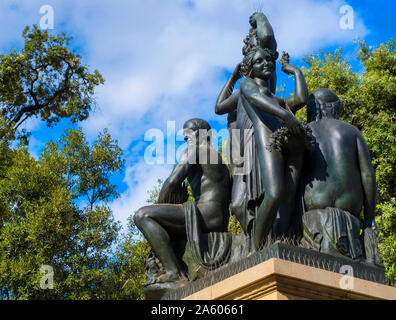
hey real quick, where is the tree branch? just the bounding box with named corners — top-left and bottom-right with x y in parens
top-left (9, 62), bottom-right (74, 130)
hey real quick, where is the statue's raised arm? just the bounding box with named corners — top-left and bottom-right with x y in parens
top-left (279, 52), bottom-right (308, 113)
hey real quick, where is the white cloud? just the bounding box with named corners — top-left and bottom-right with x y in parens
top-left (110, 161), bottom-right (172, 229)
top-left (27, 136), bottom-right (45, 160)
top-left (54, 0), bottom-right (368, 143)
top-left (0, 0), bottom-right (369, 136)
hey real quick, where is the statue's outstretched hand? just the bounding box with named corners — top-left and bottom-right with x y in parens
top-left (279, 51), bottom-right (290, 64)
top-left (280, 51), bottom-right (297, 75)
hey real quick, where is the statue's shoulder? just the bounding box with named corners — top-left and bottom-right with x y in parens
top-left (240, 77), bottom-right (256, 93)
top-left (240, 77), bottom-right (254, 85)
top-left (310, 118), bottom-right (361, 138)
top-left (177, 147), bottom-right (191, 165)
top-left (331, 119), bottom-right (361, 134)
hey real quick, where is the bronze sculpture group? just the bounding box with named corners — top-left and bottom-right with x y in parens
top-left (134, 12), bottom-right (382, 290)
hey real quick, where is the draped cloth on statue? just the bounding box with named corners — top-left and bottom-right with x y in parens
top-left (302, 207), bottom-right (363, 260)
top-left (184, 201), bottom-right (232, 270)
top-left (229, 99), bottom-right (264, 234)
top-left (236, 99), bottom-right (264, 204)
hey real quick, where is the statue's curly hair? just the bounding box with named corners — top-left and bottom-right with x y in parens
top-left (242, 28), bottom-right (257, 56)
top-left (307, 89), bottom-right (342, 122)
top-left (183, 118), bottom-right (211, 131)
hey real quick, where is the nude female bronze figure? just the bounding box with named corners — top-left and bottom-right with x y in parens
top-left (239, 47), bottom-right (309, 250)
top-left (214, 12), bottom-right (279, 241)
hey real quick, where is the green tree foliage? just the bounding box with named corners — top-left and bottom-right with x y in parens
top-left (0, 128), bottom-right (124, 299)
top-left (376, 199), bottom-right (396, 284)
top-left (41, 128), bottom-right (124, 209)
top-left (110, 217), bottom-right (150, 300)
top-left (216, 134), bottom-right (242, 235)
top-left (105, 179), bottom-right (166, 300)
top-left (147, 179), bottom-right (164, 204)
top-left (300, 40), bottom-right (395, 285)
top-left (0, 25), bottom-right (128, 299)
top-left (0, 25), bottom-right (104, 134)
top-left (228, 214), bottom-right (242, 235)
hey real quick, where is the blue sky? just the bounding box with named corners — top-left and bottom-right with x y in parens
top-left (0, 0), bottom-right (394, 229)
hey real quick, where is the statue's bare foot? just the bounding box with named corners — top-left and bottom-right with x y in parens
top-left (156, 271), bottom-right (181, 284)
top-left (143, 277), bottom-right (158, 286)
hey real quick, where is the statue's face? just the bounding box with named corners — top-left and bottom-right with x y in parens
top-left (317, 98), bottom-right (341, 120)
top-left (183, 121), bottom-right (211, 147)
top-left (183, 127), bottom-right (198, 146)
top-left (252, 49), bottom-right (274, 80)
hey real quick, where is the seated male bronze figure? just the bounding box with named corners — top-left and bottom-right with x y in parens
top-left (134, 119), bottom-right (231, 284)
top-left (302, 89), bottom-right (382, 265)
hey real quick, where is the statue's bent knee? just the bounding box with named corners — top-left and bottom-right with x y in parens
top-left (134, 207), bottom-right (150, 226)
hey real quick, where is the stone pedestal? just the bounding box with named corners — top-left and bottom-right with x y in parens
top-left (183, 258), bottom-right (396, 300)
top-left (159, 243), bottom-right (395, 300)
